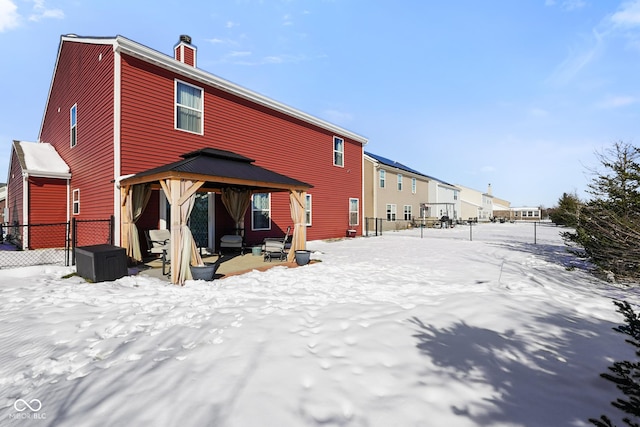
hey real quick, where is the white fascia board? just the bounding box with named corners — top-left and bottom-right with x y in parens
top-left (114, 35), bottom-right (368, 145)
top-left (23, 170), bottom-right (72, 179)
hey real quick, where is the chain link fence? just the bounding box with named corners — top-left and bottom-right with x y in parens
top-left (0, 217), bottom-right (114, 269)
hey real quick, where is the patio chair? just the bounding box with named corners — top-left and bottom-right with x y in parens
top-left (219, 234), bottom-right (244, 255)
top-left (145, 229), bottom-right (171, 275)
top-left (263, 226), bottom-right (291, 262)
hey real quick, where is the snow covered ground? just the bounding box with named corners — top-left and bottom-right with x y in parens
top-left (1, 222), bottom-right (638, 427)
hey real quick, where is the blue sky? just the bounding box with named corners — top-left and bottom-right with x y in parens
top-left (1, 0), bottom-right (639, 207)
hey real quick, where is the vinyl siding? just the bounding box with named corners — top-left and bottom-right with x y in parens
top-left (28, 177), bottom-right (68, 249)
top-left (7, 150), bottom-right (24, 225)
top-left (120, 54), bottom-right (363, 242)
top-left (39, 41), bottom-right (115, 220)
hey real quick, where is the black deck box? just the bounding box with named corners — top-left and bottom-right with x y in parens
top-left (75, 244), bottom-right (127, 282)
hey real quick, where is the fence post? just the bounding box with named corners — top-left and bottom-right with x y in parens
top-left (534, 221), bottom-right (537, 245)
top-left (110, 215), bottom-right (115, 245)
top-left (71, 218), bottom-right (77, 266)
top-left (469, 221), bottom-right (473, 241)
top-left (65, 221), bottom-right (70, 266)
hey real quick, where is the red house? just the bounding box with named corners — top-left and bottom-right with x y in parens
top-left (6, 34), bottom-right (367, 271)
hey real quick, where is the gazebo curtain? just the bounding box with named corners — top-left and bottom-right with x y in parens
top-left (124, 184), bottom-right (151, 262)
top-left (221, 188), bottom-right (251, 235)
top-left (287, 190), bottom-right (307, 262)
top-left (175, 180), bottom-right (204, 284)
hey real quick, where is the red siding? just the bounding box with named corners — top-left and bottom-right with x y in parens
top-left (183, 46), bottom-right (195, 66)
top-left (28, 177), bottom-right (67, 249)
top-left (120, 54), bottom-right (363, 242)
top-left (28, 177), bottom-right (67, 223)
top-left (39, 41), bottom-right (115, 220)
top-left (6, 148), bottom-right (24, 225)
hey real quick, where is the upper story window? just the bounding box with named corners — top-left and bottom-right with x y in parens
top-left (175, 80), bottom-right (203, 134)
top-left (333, 136), bottom-right (344, 167)
top-left (305, 194), bottom-right (312, 226)
top-left (251, 193), bottom-right (271, 230)
top-left (411, 178), bottom-right (417, 194)
top-left (70, 104), bottom-right (77, 147)
top-left (379, 170), bottom-right (386, 188)
top-left (454, 191), bottom-right (458, 200)
top-left (397, 174), bottom-right (403, 191)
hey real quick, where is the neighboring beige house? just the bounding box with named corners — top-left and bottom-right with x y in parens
top-left (423, 179), bottom-right (461, 222)
top-left (492, 196), bottom-right (512, 221)
top-left (364, 152), bottom-right (431, 231)
top-left (511, 206), bottom-right (541, 221)
top-left (457, 183), bottom-right (494, 222)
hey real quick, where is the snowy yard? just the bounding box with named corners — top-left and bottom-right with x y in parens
top-left (1, 222), bottom-right (638, 426)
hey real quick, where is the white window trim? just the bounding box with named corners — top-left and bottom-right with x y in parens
top-left (251, 193), bottom-right (271, 231)
top-left (386, 203), bottom-right (397, 221)
top-left (72, 189), bottom-right (80, 215)
top-left (397, 173), bottom-right (403, 191)
top-left (404, 205), bottom-right (412, 221)
top-left (379, 169), bottom-right (386, 188)
top-left (333, 136), bottom-right (344, 167)
top-left (175, 79), bottom-right (204, 135)
top-left (411, 178), bottom-right (416, 194)
top-left (70, 104), bottom-right (77, 148)
top-left (349, 198), bottom-right (359, 226)
top-left (305, 194), bottom-right (312, 226)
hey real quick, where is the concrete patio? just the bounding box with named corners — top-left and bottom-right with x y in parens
top-left (132, 250), bottom-right (298, 281)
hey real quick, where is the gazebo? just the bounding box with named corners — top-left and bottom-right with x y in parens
top-left (118, 148), bottom-right (312, 285)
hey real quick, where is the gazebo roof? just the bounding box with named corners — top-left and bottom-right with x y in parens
top-left (120, 147), bottom-right (312, 192)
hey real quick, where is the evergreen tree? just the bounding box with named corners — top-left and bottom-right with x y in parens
top-left (549, 191), bottom-right (581, 227)
top-left (563, 142), bottom-right (640, 281)
top-left (590, 300), bottom-right (640, 427)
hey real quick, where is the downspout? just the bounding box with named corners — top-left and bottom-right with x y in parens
top-left (113, 46), bottom-right (122, 245)
top-left (22, 173), bottom-right (28, 248)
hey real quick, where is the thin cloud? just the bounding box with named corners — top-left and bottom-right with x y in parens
top-left (322, 109), bottom-right (354, 124)
top-left (0, 0), bottom-right (20, 32)
top-left (545, 0), bottom-right (586, 11)
top-left (611, 0), bottom-right (640, 27)
top-left (282, 14), bottom-right (293, 26)
top-left (529, 107), bottom-right (550, 117)
top-left (28, 0), bottom-right (64, 22)
top-left (597, 95), bottom-right (637, 109)
top-left (226, 21), bottom-right (238, 28)
top-left (481, 166), bottom-right (496, 173)
top-left (546, 29), bottom-right (604, 85)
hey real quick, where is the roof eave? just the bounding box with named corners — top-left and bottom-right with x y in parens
top-left (113, 35), bottom-right (368, 145)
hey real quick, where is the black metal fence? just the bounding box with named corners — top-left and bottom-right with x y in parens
top-left (0, 217), bottom-right (114, 269)
top-left (365, 217), bottom-right (384, 237)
